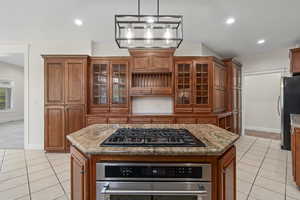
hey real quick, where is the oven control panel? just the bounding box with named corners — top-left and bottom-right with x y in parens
top-left (105, 165), bottom-right (202, 178)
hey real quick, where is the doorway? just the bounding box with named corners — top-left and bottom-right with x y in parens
top-left (0, 53), bottom-right (25, 148)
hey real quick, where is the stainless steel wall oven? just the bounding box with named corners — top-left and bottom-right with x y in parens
top-left (96, 163), bottom-right (212, 200)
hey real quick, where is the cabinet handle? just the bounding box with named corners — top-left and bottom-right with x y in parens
top-left (80, 170), bottom-right (85, 174)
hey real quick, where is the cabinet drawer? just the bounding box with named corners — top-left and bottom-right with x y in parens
top-left (193, 107), bottom-right (212, 113)
top-left (176, 117), bottom-right (197, 124)
top-left (175, 107), bottom-right (193, 113)
top-left (108, 117), bottom-right (128, 124)
top-left (86, 116), bottom-right (107, 125)
top-left (89, 107), bottom-right (109, 114)
top-left (110, 108), bottom-right (129, 114)
top-left (129, 117), bottom-right (151, 124)
top-left (151, 88), bottom-right (173, 95)
top-left (197, 118), bottom-right (217, 125)
top-left (152, 117), bottom-right (174, 124)
top-left (130, 88), bottom-right (152, 96)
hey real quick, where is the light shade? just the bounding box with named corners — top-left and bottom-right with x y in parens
top-left (115, 15), bottom-right (183, 49)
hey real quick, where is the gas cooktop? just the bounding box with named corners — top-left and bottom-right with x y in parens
top-left (100, 128), bottom-right (206, 147)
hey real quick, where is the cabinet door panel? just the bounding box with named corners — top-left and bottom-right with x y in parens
top-left (175, 62), bottom-right (193, 113)
top-left (45, 106), bottom-right (65, 151)
top-left (291, 50), bottom-right (300, 73)
top-left (132, 56), bottom-right (151, 72)
top-left (110, 61), bottom-right (129, 108)
top-left (45, 59), bottom-right (65, 104)
top-left (65, 59), bottom-right (86, 104)
top-left (71, 146), bottom-right (88, 200)
top-left (213, 63), bottom-right (226, 113)
top-left (90, 61), bottom-right (110, 112)
top-left (152, 55), bottom-right (172, 72)
top-left (194, 62), bottom-right (209, 105)
top-left (220, 146), bottom-right (236, 200)
top-left (65, 105), bottom-right (85, 151)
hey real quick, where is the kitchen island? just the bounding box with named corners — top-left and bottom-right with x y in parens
top-left (291, 114), bottom-right (300, 187)
top-left (67, 124), bottom-right (239, 200)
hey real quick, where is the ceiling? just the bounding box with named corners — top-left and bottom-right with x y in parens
top-left (0, 0), bottom-right (299, 57)
top-left (0, 53), bottom-right (24, 67)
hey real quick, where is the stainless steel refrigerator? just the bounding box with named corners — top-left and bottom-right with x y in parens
top-left (279, 76), bottom-right (300, 150)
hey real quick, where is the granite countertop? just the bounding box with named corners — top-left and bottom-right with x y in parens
top-left (291, 114), bottom-right (300, 128)
top-left (67, 124), bottom-right (239, 156)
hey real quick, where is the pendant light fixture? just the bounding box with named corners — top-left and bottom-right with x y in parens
top-left (115, 0), bottom-right (183, 49)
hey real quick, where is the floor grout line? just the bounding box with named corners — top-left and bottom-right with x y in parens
top-left (0, 149), bottom-right (6, 172)
top-left (45, 153), bottom-right (70, 200)
top-left (24, 150), bottom-right (32, 200)
top-left (246, 139), bottom-right (272, 200)
top-left (238, 137), bottom-right (258, 162)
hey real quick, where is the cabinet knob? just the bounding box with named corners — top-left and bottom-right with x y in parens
top-left (80, 170), bottom-right (85, 174)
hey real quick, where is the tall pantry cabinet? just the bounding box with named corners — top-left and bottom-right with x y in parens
top-left (223, 58), bottom-right (242, 135)
top-left (43, 55), bottom-right (88, 152)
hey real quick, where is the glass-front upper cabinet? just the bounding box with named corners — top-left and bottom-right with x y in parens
top-left (91, 61), bottom-right (109, 107)
top-left (175, 61), bottom-right (193, 113)
top-left (110, 61), bottom-right (128, 107)
top-left (194, 63), bottom-right (209, 105)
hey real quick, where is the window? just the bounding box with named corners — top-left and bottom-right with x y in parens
top-left (0, 81), bottom-right (13, 110)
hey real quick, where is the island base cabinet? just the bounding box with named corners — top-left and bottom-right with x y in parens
top-left (291, 128), bottom-right (300, 186)
top-left (71, 146), bottom-right (89, 200)
top-left (219, 146), bottom-right (236, 200)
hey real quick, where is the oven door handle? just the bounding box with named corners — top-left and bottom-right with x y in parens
top-left (101, 184), bottom-right (208, 196)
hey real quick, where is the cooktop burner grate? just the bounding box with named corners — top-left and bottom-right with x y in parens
top-left (100, 128), bottom-right (206, 147)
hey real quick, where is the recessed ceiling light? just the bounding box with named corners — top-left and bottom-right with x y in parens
top-left (226, 17), bottom-right (235, 25)
top-left (74, 19), bottom-right (83, 26)
top-left (257, 39), bottom-right (266, 44)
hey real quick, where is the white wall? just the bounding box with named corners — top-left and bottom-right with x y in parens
top-left (239, 48), bottom-right (290, 74)
top-left (132, 97), bottom-right (173, 114)
top-left (239, 48), bottom-right (290, 134)
top-left (0, 61), bottom-right (24, 123)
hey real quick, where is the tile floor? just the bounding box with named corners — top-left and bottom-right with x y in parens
top-left (0, 120), bottom-right (24, 149)
top-left (0, 135), bottom-right (299, 200)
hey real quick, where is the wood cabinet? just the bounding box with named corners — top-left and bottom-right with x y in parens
top-left (44, 106), bottom-right (65, 152)
top-left (129, 50), bottom-right (174, 96)
top-left (175, 61), bottom-right (193, 113)
top-left (44, 57), bottom-right (87, 105)
top-left (291, 128), bottom-right (300, 186)
top-left (43, 55), bottom-right (88, 152)
top-left (130, 49), bottom-right (174, 73)
top-left (174, 57), bottom-right (226, 114)
top-left (71, 146), bottom-right (89, 200)
top-left (219, 146), bottom-right (236, 200)
top-left (224, 58), bottom-right (242, 134)
top-left (65, 105), bottom-right (85, 151)
top-left (89, 58), bottom-right (129, 114)
top-left (290, 48), bottom-right (300, 74)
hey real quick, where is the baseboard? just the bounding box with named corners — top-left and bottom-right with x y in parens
top-left (25, 143), bottom-right (44, 150)
top-left (245, 126), bottom-right (280, 134)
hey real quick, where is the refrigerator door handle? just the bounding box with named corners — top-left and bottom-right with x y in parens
top-left (277, 95), bottom-right (281, 116)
